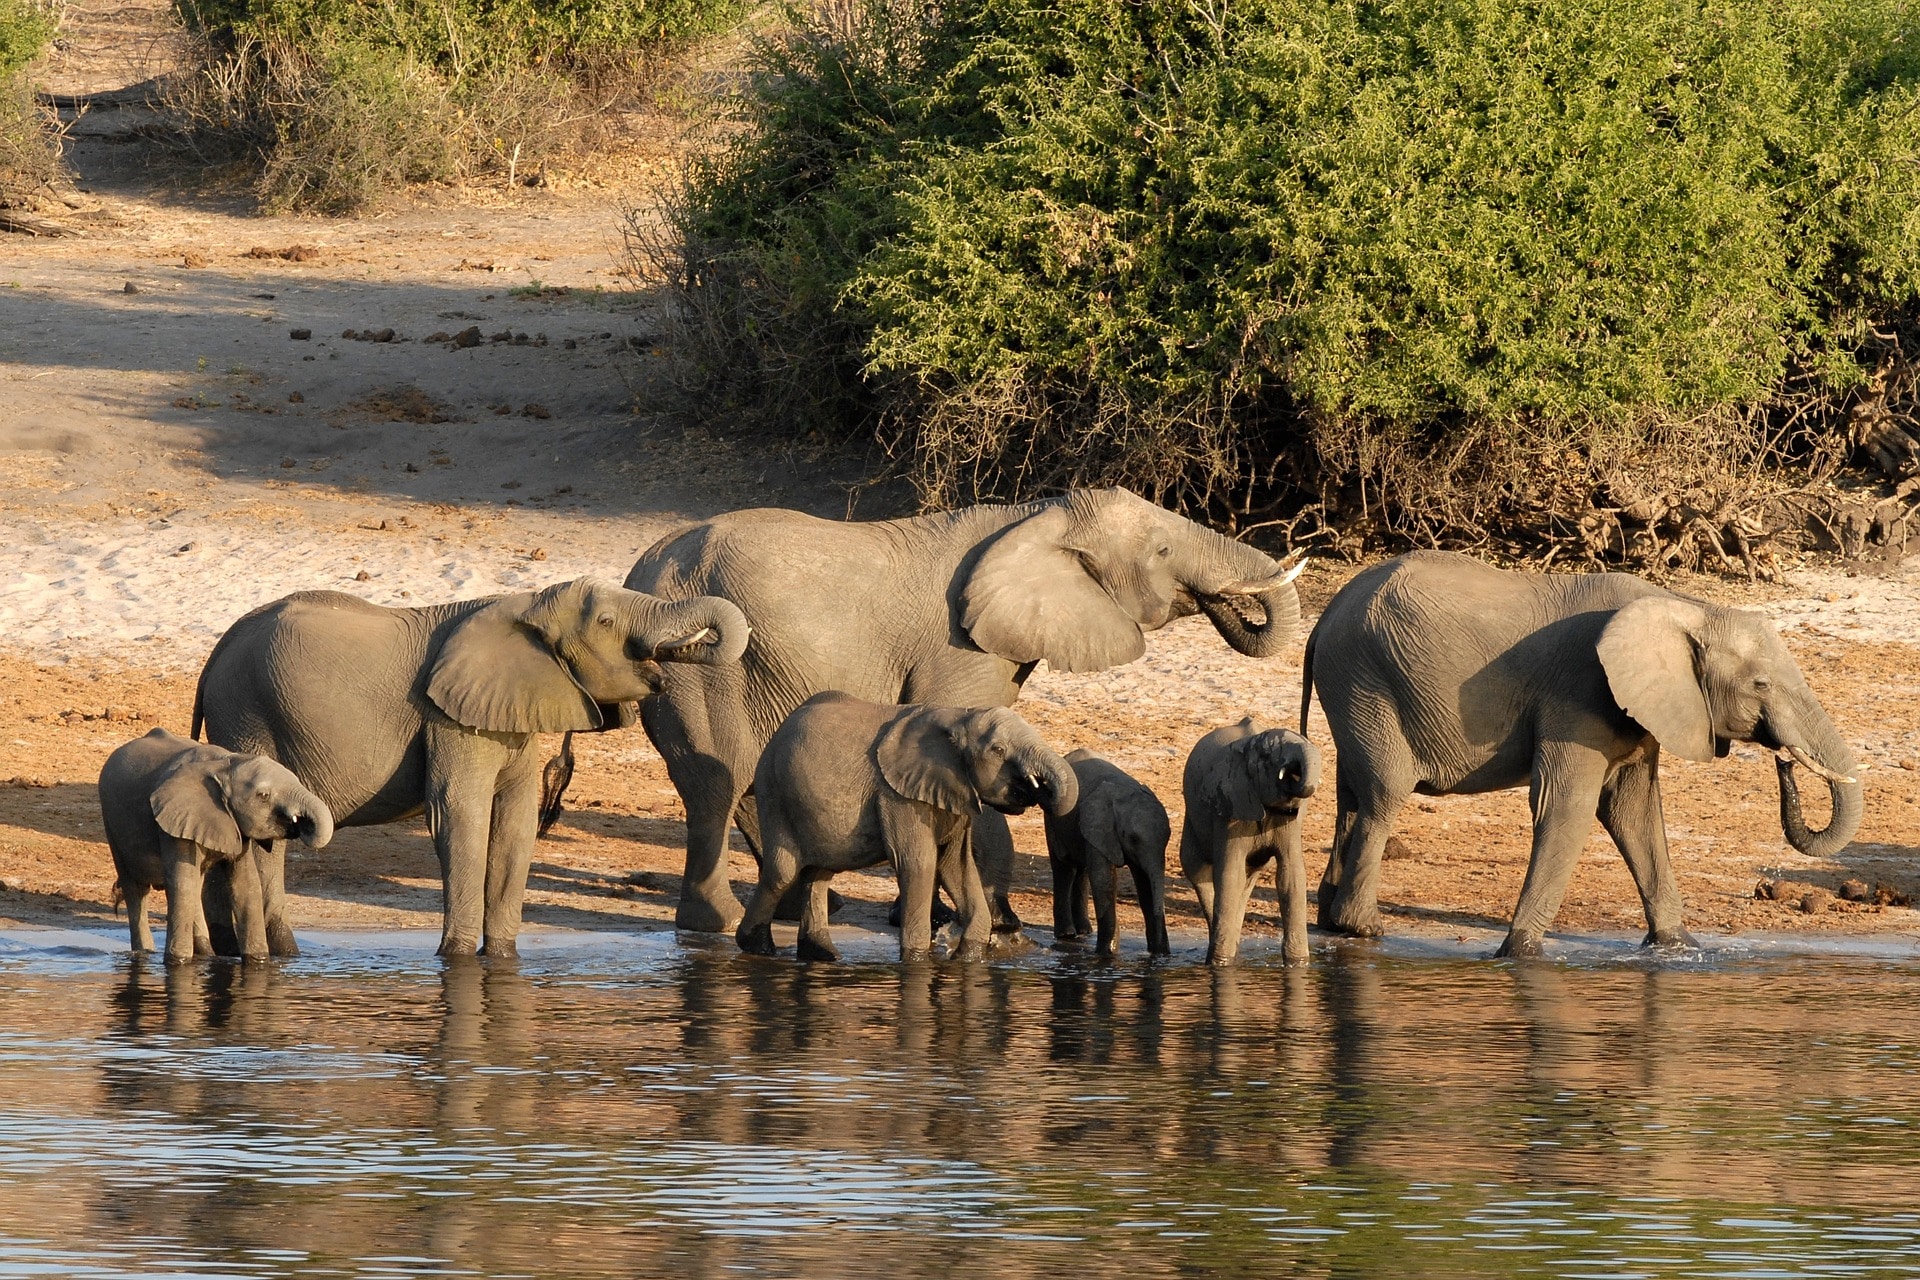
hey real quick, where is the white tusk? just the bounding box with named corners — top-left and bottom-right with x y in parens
top-left (662, 627), bottom-right (717, 649)
top-left (1779, 746), bottom-right (1856, 786)
top-left (1220, 557), bottom-right (1308, 596)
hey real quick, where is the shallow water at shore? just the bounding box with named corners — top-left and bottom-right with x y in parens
top-left (0, 928), bottom-right (1917, 1278)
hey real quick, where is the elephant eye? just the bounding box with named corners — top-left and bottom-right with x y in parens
top-left (1155, 544), bottom-right (1172, 558)
top-left (597, 613), bottom-right (615, 627)
top-left (1753, 675), bottom-right (1771, 690)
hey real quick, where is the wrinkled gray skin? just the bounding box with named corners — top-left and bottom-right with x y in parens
top-left (194, 578), bottom-right (748, 957)
top-left (1305, 551), bottom-right (1863, 958)
top-left (99, 729), bottom-right (333, 965)
top-left (1043, 750), bottom-right (1172, 958)
top-left (739, 694), bottom-right (1079, 963)
top-left (1180, 719), bottom-right (1320, 966)
top-left (626, 487), bottom-right (1304, 934)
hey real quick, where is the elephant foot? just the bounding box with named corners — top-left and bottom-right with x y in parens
top-left (900, 945), bottom-right (934, 963)
top-left (990, 892), bottom-right (1023, 934)
top-left (796, 933), bottom-right (840, 963)
top-left (676, 890), bottom-right (745, 934)
top-left (436, 933), bottom-right (482, 958)
top-left (736, 923), bottom-right (778, 956)
top-left (479, 938), bottom-right (520, 961)
top-left (1643, 926), bottom-right (1700, 950)
top-left (1207, 950), bottom-right (1238, 968)
top-left (950, 938), bottom-right (988, 962)
top-left (1325, 903), bottom-right (1385, 938)
top-left (1495, 930), bottom-right (1545, 959)
top-left (267, 920), bottom-right (299, 958)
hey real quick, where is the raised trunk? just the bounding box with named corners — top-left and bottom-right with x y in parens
top-left (1174, 525), bottom-right (1303, 659)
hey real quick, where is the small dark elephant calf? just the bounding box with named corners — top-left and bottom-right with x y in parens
top-left (1180, 718), bottom-right (1320, 965)
top-left (99, 729), bottom-right (333, 964)
top-left (1042, 750), bottom-right (1171, 958)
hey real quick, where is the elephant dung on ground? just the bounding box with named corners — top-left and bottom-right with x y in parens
top-left (1304, 550), bottom-right (1863, 957)
top-left (1180, 719), bottom-right (1320, 966)
top-left (194, 578), bottom-right (749, 957)
top-left (1042, 751), bottom-right (1171, 958)
top-left (739, 693), bottom-right (1078, 962)
top-left (99, 728), bottom-right (333, 964)
top-left (623, 486), bottom-right (1305, 933)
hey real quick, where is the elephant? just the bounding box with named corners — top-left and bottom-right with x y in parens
top-left (1303, 551), bottom-right (1863, 957)
top-left (193, 577), bottom-right (749, 957)
top-left (620, 486), bottom-right (1305, 933)
top-left (99, 729), bottom-right (333, 964)
top-left (1041, 751), bottom-right (1172, 957)
top-left (1180, 719), bottom-right (1321, 966)
top-left (737, 693), bottom-right (1079, 962)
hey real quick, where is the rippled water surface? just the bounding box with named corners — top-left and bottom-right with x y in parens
top-left (1, 927), bottom-right (1918, 1278)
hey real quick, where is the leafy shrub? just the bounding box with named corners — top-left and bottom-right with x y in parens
top-left (168, 0), bottom-right (744, 211)
top-left (0, 0), bottom-right (54, 78)
top-left (660, 0), bottom-right (1920, 553)
top-left (0, 0), bottom-right (59, 206)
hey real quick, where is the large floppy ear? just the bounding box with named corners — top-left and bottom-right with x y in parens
top-left (1077, 781), bottom-right (1127, 867)
top-left (875, 708), bottom-right (980, 816)
top-left (1219, 740), bottom-right (1274, 824)
top-left (1596, 596), bottom-right (1715, 762)
top-left (150, 757), bottom-right (246, 859)
top-left (960, 505), bottom-right (1146, 673)
top-left (428, 585), bottom-right (603, 734)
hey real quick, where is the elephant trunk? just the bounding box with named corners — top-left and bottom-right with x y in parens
top-left (1028, 747), bottom-right (1080, 816)
top-left (1175, 526), bottom-right (1304, 659)
top-left (637, 595), bottom-right (751, 666)
top-left (288, 794), bottom-right (334, 849)
top-left (1771, 693), bottom-right (1862, 860)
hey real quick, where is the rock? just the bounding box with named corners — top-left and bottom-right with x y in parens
top-left (500, 479), bottom-right (522, 490)
top-left (522, 403), bottom-right (551, 420)
top-left (423, 331), bottom-right (450, 344)
top-left (1875, 883), bottom-right (1913, 908)
top-left (1381, 835), bottom-right (1416, 862)
top-left (404, 462), bottom-right (419, 473)
top-left (104, 705), bottom-right (130, 722)
top-left (1839, 878), bottom-right (1873, 902)
top-left (280, 457), bottom-right (297, 469)
top-left (1756, 878), bottom-right (1808, 902)
top-left (181, 251), bottom-right (206, 268)
top-left (1799, 888), bottom-right (1834, 914)
top-left (366, 328), bottom-right (395, 343)
top-left (342, 329), bottom-right (358, 340)
top-left (355, 569), bottom-right (371, 581)
top-left (0, 876), bottom-right (23, 892)
top-left (451, 326), bottom-right (482, 348)
top-left (1901, 759), bottom-right (1917, 771)
top-left (122, 281), bottom-right (139, 293)
top-left (562, 338), bottom-right (577, 350)
top-left (289, 328), bottom-right (311, 340)
top-left (490, 330), bottom-right (512, 343)
top-left (288, 392), bottom-right (304, 403)
top-left (529, 547), bottom-right (548, 561)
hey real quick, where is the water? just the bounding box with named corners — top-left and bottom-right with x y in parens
top-left (1, 927), bottom-right (1918, 1278)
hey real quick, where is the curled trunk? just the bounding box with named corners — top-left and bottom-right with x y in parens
top-left (1772, 689), bottom-right (1863, 860)
top-left (1174, 524), bottom-right (1303, 659)
top-left (1029, 746), bottom-right (1080, 816)
top-left (642, 595), bottom-right (751, 666)
top-left (1777, 758), bottom-right (1864, 860)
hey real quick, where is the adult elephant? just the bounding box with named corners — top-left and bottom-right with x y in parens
top-left (1304, 551), bottom-right (1863, 957)
top-left (194, 578), bottom-right (749, 957)
top-left (624, 487), bottom-right (1304, 932)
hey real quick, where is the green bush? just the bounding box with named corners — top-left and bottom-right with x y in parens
top-left (663, 0), bottom-right (1920, 547)
top-left (1, 0), bottom-right (59, 206)
top-left (0, 0), bottom-right (54, 78)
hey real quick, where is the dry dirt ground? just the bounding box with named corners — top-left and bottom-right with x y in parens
top-left (2, 0), bottom-right (1918, 958)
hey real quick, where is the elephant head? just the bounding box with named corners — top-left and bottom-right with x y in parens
top-left (1598, 597), bottom-right (1862, 859)
top-left (878, 706), bottom-right (1080, 817)
top-left (151, 750), bottom-right (334, 857)
top-left (960, 488), bottom-right (1305, 673)
top-left (1219, 726), bottom-right (1321, 823)
top-left (428, 578), bottom-right (750, 735)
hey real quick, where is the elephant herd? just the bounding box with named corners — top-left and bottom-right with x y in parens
top-left (95, 487), bottom-right (1864, 969)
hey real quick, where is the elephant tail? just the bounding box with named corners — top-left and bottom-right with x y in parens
top-left (1298, 626), bottom-right (1318, 737)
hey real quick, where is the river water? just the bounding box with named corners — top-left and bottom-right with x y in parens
top-left (1, 927), bottom-right (1917, 1278)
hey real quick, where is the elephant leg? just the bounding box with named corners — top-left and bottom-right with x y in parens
top-left (200, 859), bottom-right (241, 957)
top-left (736, 838), bottom-right (799, 956)
top-left (1275, 821), bottom-right (1310, 965)
top-left (939, 833), bottom-right (991, 961)
top-left (971, 808), bottom-right (1022, 935)
top-left (427, 762), bottom-right (497, 958)
top-left (225, 848), bottom-right (270, 961)
top-left (1126, 857), bottom-right (1170, 957)
top-left (1598, 756), bottom-right (1694, 948)
top-left (1071, 865), bottom-right (1092, 937)
top-left (1317, 763), bottom-right (1411, 938)
top-left (1087, 857), bottom-right (1119, 959)
top-left (795, 871), bottom-right (840, 963)
top-left (643, 683), bottom-right (751, 933)
top-left (163, 846), bottom-right (207, 965)
top-left (1049, 851), bottom-right (1082, 943)
top-left (481, 751), bottom-right (542, 959)
top-left (1499, 743), bottom-right (1610, 958)
top-left (888, 819), bottom-right (940, 962)
top-left (257, 840), bottom-right (297, 957)
top-left (192, 917), bottom-right (213, 958)
top-left (124, 882), bottom-right (154, 954)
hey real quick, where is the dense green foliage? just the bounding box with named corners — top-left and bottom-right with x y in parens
top-left (669, 0), bottom-right (1920, 532)
top-left (0, 0), bottom-right (54, 77)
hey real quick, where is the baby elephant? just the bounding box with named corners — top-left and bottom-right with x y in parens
top-left (99, 729), bottom-right (333, 964)
top-left (1181, 718), bottom-right (1320, 965)
top-left (740, 693), bottom-right (1079, 962)
top-left (1042, 751), bottom-right (1171, 958)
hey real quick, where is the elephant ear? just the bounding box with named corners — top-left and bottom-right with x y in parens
top-left (150, 757), bottom-right (245, 859)
top-left (1077, 780), bottom-right (1128, 867)
top-left (960, 506), bottom-right (1146, 674)
top-left (1596, 596), bottom-right (1715, 762)
top-left (428, 590), bottom-right (603, 734)
top-left (875, 708), bottom-right (979, 816)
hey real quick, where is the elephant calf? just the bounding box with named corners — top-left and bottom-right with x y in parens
top-left (1180, 718), bottom-right (1320, 966)
top-left (739, 693), bottom-right (1078, 962)
top-left (99, 729), bottom-right (333, 964)
top-left (1042, 751), bottom-right (1171, 958)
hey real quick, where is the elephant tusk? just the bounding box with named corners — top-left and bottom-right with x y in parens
top-left (657, 626), bottom-right (718, 652)
top-left (1220, 556), bottom-right (1308, 596)
top-left (1779, 746), bottom-right (1856, 786)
